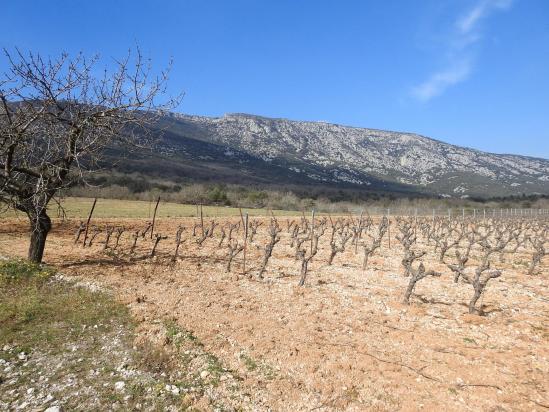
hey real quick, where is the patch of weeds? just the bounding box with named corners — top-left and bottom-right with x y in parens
top-left (164, 320), bottom-right (202, 348)
top-left (463, 337), bottom-right (477, 345)
top-left (0, 258), bottom-right (54, 283)
top-left (165, 320), bottom-right (181, 345)
top-left (261, 364), bottom-right (277, 380)
top-left (128, 382), bottom-right (146, 399)
top-left (448, 387), bottom-right (458, 395)
top-left (0, 271), bottom-right (132, 353)
top-left (211, 400), bottom-right (237, 412)
top-left (0, 258), bottom-right (237, 411)
top-left (239, 353), bottom-right (276, 380)
top-left (240, 354), bottom-right (258, 372)
top-left (136, 341), bottom-right (174, 374)
top-left (343, 386), bottom-right (360, 402)
top-left (105, 391), bottom-right (124, 404)
top-left (206, 353), bottom-right (225, 375)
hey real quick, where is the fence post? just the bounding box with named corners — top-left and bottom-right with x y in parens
top-left (82, 197), bottom-right (97, 247)
top-left (310, 208), bottom-right (315, 254)
top-left (200, 204), bottom-right (204, 236)
top-left (150, 196), bottom-right (161, 239)
top-left (243, 212), bottom-right (249, 275)
top-left (387, 208), bottom-right (391, 249)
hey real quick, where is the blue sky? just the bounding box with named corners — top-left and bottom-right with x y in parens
top-left (2, 0), bottom-right (548, 158)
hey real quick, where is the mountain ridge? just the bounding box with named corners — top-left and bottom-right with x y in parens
top-left (110, 111), bottom-right (549, 198)
top-left (168, 111), bottom-right (548, 161)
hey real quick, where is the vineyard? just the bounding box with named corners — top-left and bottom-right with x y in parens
top-left (0, 204), bottom-right (547, 411)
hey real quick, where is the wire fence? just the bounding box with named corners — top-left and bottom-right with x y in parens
top-left (353, 207), bottom-right (549, 219)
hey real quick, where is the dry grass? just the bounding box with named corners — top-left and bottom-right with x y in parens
top-left (2, 196), bottom-right (302, 220)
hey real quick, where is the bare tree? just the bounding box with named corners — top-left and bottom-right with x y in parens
top-left (401, 250), bottom-right (426, 277)
top-left (150, 233), bottom-right (167, 258)
top-left (74, 221), bottom-right (85, 244)
top-left (87, 225), bottom-right (101, 247)
top-left (103, 226), bottom-right (114, 250)
top-left (297, 224), bottom-right (326, 286)
top-left (226, 239), bottom-right (244, 273)
top-left (248, 219), bottom-right (262, 243)
top-left (527, 236), bottom-right (546, 276)
top-left (196, 220), bottom-right (218, 247)
top-left (447, 250), bottom-right (469, 283)
top-left (0, 48), bottom-right (178, 262)
top-left (327, 226), bottom-right (352, 265)
top-left (227, 221), bottom-right (240, 242)
top-left (286, 219), bottom-right (296, 233)
top-left (171, 225), bottom-right (185, 262)
top-left (437, 234), bottom-right (461, 263)
top-left (294, 235), bottom-right (310, 261)
top-left (462, 260), bottom-right (501, 314)
top-left (361, 217), bottom-right (388, 270)
top-left (218, 226), bottom-right (227, 247)
top-left (258, 217), bottom-right (281, 278)
top-left (130, 230), bottom-right (140, 255)
top-left (149, 233), bottom-right (168, 257)
top-left (113, 227), bottom-right (125, 250)
top-left (402, 262), bottom-right (441, 304)
top-left (141, 222), bottom-right (153, 238)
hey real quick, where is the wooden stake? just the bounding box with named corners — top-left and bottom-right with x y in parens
top-left (82, 197), bottom-right (97, 247)
top-left (310, 208), bottom-right (315, 254)
top-left (243, 213), bottom-right (249, 274)
top-left (387, 208), bottom-right (391, 249)
top-left (353, 210), bottom-right (363, 253)
top-left (414, 208), bottom-right (418, 238)
top-left (239, 208), bottom-right (245, 228)
top-left (150, 196), bottom-right (160, 239)
top-left (200, 204), bottom-right (204, 236)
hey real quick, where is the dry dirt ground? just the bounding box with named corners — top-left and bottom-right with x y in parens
top-left (1, 216), bottom-right (548, 411)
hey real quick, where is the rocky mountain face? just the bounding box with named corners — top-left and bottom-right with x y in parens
top-left (135, 112), bottom-right (548, 197)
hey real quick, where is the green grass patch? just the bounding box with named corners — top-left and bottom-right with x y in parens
top-left (0, 259), bottom-right (250, 410)
top-left (239, 353), bottom-right (276, 380)
top-left (164, 319), bottom-right (203, 348)
top-left (0, 260), bottom-right (131, 353)
top-left (240, 353), bottom-right (258, 371)
top-left (0, 259), bottom-right (54, 283)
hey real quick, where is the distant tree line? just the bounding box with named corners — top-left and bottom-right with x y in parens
top-left (65, 174), bottom-right (549, 212)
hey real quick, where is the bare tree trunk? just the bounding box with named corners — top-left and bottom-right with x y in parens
top-left (27, 210), bottom-right (52, 263)
top-left (402, 280), bottom-right (416, 303)
top-left (298, 259), bottom-right (309, 286)
top-left (328, 250), bottom-right (337, 266)
top-left (469, 289), bottom-right (482, 314)
top-left (362, 250), bottom-right (370, 270)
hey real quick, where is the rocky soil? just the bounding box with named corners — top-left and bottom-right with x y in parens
top-left (1, 216), bottom-right (548, 411)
